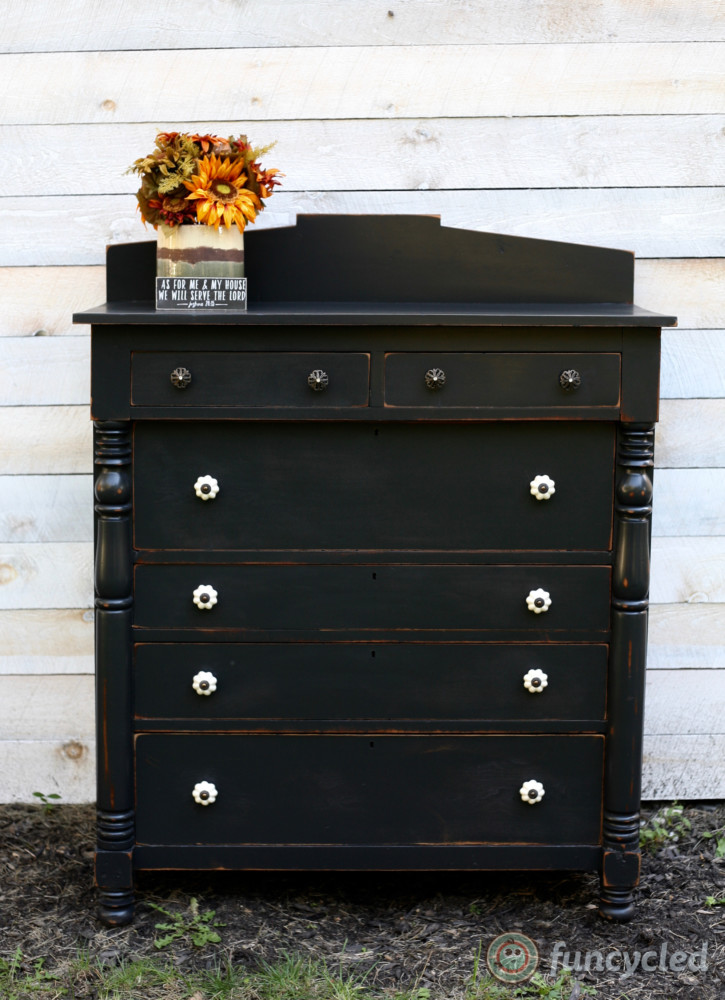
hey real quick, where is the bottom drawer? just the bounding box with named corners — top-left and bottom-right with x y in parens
top-left (135, 734), bottom-right (603, 846)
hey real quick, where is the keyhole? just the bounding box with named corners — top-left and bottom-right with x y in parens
top-left (369, 741), bottom-right (375, 748)
top-left (372, 572), bottom-right (377, 580)
top-left (371, 650), bottom-right (376, 658)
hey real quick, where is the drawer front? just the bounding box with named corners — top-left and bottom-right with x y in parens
top-left (385, 353), bottom-right (620, 408)
top-left (134, 642), bottom-right (607, 722)
top-left (135, 734), bottom-right (604, 845)
top-left (134, 565), bottom-right (611, 631)
top-left (133, 421), bottom-right (615, 551)
top-left (132, 352), bottom-right (370, 406)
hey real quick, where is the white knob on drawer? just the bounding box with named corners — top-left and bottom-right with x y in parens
top-left (526, 588), bottom-right (551, 614)
top-left (194, 475), bottom-right (219, 500)
top-left (530, 474), bottom-right (556, 500)
top-left (523, 668), bottom-right (548, 693)
top-left (192, 584), bottom-right (218, 610)
top-left (192, 670), bottom-right (218, 695)
top-left (520, 779), bottom-right (545, 805)
top-left (192, 781), bottom-right (218, 805)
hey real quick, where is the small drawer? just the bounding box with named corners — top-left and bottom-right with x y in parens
top-left (133, 564), bottom-right (611, 633)
top-left (134, 642), bottom-right (608, 723)
top-left (131, 351), bottom-right (370, 406)
top-left (385, 353), bottom-right (620, 408)
top-left (135, 733), bottom-right (604, 845)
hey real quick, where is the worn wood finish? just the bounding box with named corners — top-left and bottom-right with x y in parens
top-left (6, 1), bottom-right (723, 50)
top-left (133, 421), bottom-right (616, 552)
top-left (93, 422), bottom-right (134, 924)
top-left (600, 424), bottom-right (654, 921)
top-left (135, 734), bottom-right (604, 847)
top-left (10, 118), bottom-right (725, 198)
top-left (134, 643), bottom-right (608, 725)
top-left (5, 46), bottom-right (724, 125)
top-left (77, 218), bottom-right (668, 923)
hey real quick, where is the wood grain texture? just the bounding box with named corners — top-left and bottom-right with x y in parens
top-left (4, 1), bottom-right (724, 50)
top-left (0, 407), bottom-right (92, 474)
top-left (1, 337), bottom-right (89, 405)
top-left (656, 400), bottom-right (725, 468)
top-left (636, 259), bottom-right (725, 329)
top-left (653, 470), bottom-right (725, 537)
top-left (0, 675), bottom-right (94, 739)
top-left (0, 609), bottom-right (93, 675)
top-left (0, 267), bottom-right (105, 337)
top-left (0, 542), bottom-right (93, 609)
top-left (651, 538), bottom-right (725, 604)
top-left (0, 476), bottom-right (93, 542)
top-left (649, 604), bottom-right (725, 670)
top-left (3, 45), bottom-right (724, 124)
top-left (645, 670), bottom-right (725, 734)
top-left (5, 190), bottom-right (725, 267)
top-left (0, 740), bottom-right (94, 803)
top-left (661, 331), bottom-right (725, 398)
top-left (9, 118), bottom-right (725, 196)
top-left (642, 735), bottom-right (725, 798)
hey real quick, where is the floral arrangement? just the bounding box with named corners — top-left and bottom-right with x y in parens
top-left (127, 131), bottom-right (282, 232)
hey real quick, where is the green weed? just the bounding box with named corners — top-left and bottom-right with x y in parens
top-left (148, 896), bottom-right (226, 949)
top-left (639, 802), bottom-right (691, 854)
top-left (31, 791), bottom-right (62, 815)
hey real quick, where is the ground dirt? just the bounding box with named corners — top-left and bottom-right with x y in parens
top-left (1, 801), bottom-right (724, 998)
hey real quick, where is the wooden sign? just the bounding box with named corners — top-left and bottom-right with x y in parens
top-left (156, 276), bottom-right (247, 310)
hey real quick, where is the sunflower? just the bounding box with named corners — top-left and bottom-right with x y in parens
top-left (183, 154), bottom-right (262, 232)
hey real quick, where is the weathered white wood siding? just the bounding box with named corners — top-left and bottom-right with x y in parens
top-left (1, 1), bottom-right (723, 802)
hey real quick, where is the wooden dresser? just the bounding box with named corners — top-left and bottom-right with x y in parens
top-left (74, 216), bottom-right (676, 925)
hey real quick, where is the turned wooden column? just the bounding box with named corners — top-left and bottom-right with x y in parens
top-left (600, 422), bottom-right (654, 921)
top-left (94, 420), bottom-right (135, 925)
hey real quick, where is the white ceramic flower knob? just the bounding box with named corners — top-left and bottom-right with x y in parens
top-left (192, 670), bottom-right (218, 696)
top-left (192, 781), bottom-right (218, 806)
top-left (194, 475), bottom-right (219, 500)
top-left (520, 779), bottom-right (545, 805)
top-left (526, 588), bottom-right (551, 614)
top-left (192, 584), bottom-right (218, 610)
top-left (523, 668), bottom-right (548, 693)
top-left (530, 474), bottom-right (556, 500)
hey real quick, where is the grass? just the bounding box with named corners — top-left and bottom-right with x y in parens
top-left (0, 947), bottom-right (595, 1000)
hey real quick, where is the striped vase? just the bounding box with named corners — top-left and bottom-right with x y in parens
top-left (156, 224), bottom-right (245, 280)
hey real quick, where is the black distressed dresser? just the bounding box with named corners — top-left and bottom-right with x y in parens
top-left (74, 216), bottom-right (676, 925)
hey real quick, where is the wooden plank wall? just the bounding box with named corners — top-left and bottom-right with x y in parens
top-left (1, 1), bottom-right (724, 802)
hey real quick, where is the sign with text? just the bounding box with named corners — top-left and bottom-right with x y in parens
top-left (156, 276), bottom-right (247, 310)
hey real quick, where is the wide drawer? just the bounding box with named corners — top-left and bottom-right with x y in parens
top-left (385, 353), bottom-right (620, 407)
top-left (134, 642), bottom-right (608, 723)
top-left (133, 421), bottom-right (615, 551)
top-left (133, 565), bottom-right (611, 632)
top-left (131, 352), bottom-right (370, 406)
top-left (134, 734), bottom-right (604, 845)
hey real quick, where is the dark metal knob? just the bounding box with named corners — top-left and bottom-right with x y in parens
top-left (425, 368), bottom-right (446, 390)
top-left (170, 367), bottom-right (192, 389)
top-left (308, 369), bottom-right (329, 391)
top-left (559, 369), bottom-right (581, 391)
